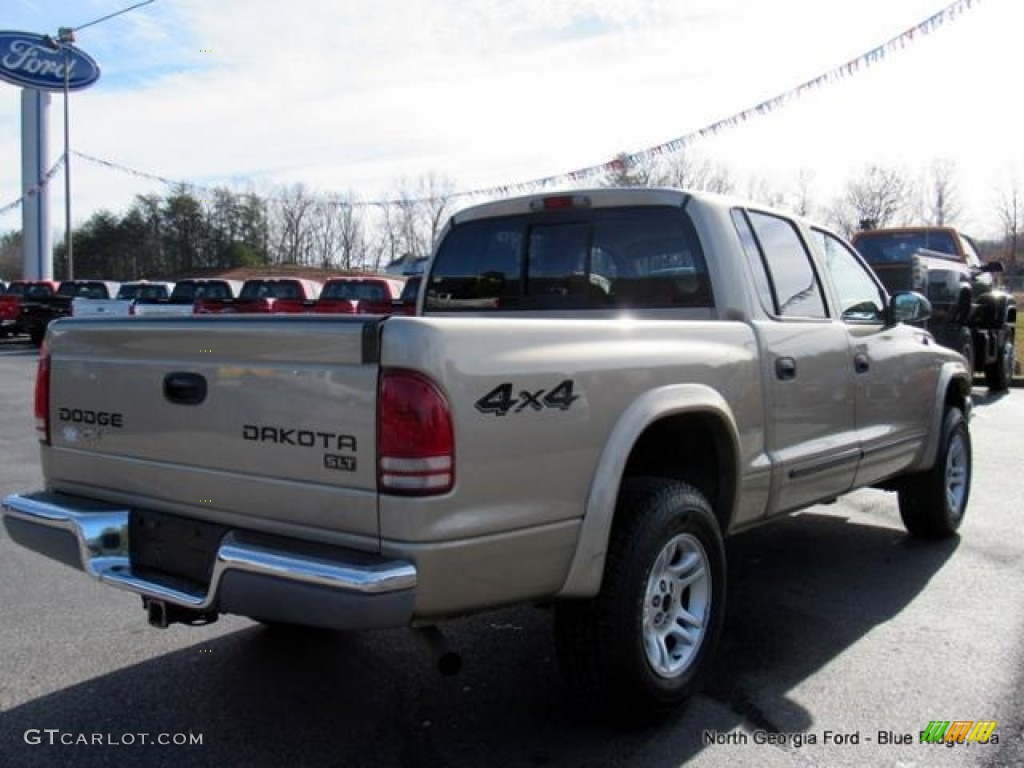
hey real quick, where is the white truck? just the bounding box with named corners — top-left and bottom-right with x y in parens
top-left (71, 280), bottom-right (175, 318)
top-left (2, 188), bottom-right (972, 716)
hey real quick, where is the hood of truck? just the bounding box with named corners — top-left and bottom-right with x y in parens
top-left (42, 315), bottom-right (382, 546)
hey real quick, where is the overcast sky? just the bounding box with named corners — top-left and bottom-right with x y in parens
top-left (1, 0), bottom-right (1020, 239)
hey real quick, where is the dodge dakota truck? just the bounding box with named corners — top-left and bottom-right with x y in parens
top-left (2, 188), bottom-right (972, 716)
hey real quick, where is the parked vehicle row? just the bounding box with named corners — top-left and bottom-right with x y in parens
top-left (1, 274), bottom-right (412, 345)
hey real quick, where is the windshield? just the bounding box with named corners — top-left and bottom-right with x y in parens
top-left (854, 231), bottom-right (958, 264)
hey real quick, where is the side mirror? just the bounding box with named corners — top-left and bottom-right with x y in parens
top-left (979, 261), bottom-right (1004, 274)
top-left (888, 291), bottom-right (931, 325)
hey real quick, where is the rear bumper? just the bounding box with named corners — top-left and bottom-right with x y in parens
top-left (2, 491), bottom-right (417, 630)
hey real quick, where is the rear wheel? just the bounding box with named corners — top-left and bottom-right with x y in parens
top-left (898, 407), bottom-right (971, 538)
top-left (554, 478), bottom-right (725, 717)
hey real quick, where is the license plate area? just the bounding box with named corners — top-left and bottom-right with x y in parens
top-left (130, 510), bottom-right (229, 591)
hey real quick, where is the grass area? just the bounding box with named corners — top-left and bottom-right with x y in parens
top-left (1015, 293), bottom-right (1023, 375)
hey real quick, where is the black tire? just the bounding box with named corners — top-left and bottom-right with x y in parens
top-left (898, 407), bottom-right (971, 539)
top-left (554, 478), bottom-right (725, 717)
top-left (29, 325), bottom-right (45, 348)
top-left (984, 333), bottom-right (1014, 392)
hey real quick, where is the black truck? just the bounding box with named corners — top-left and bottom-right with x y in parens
top-left (20, 280), bottom-right (120, 347)
top-left (852, 226), bottom-right (1016, 390)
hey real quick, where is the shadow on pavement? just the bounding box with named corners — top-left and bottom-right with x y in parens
top-left (972, 388), bottom-right (1011, 408)
top-left (1, 509), bottom-right (959, 767)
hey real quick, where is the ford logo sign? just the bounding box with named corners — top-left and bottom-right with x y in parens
top-left (0, 30), bottom-right (100, 92)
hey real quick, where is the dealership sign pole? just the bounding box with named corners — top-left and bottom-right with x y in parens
top-left (0, 30), bottom-right (100, 280)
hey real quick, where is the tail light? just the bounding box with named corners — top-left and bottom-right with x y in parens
top-left (35, 342), bottom-right (51, 444)
top-left (378, 369), bottom-right (454, 495)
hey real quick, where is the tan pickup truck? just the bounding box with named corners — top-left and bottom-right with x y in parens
top-left (2, 188), bottom-right (972, 716)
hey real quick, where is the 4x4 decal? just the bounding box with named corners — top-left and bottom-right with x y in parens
top-left (475, 379), bottom-right (579, 416)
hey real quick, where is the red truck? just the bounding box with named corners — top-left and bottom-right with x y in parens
top-left (313, 276), bottom-right (406, 315)
top-left (193, 277), bottom-right (322, 314)
top-left (0, 280), bottom-right (60, 338)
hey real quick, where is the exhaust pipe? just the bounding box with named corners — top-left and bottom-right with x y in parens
top-left (413, 625), bottom-right (462, 676)
top-left (147, 598), bottom-right (169, 628)
top-left (144, 598), bottom-right (218, 629)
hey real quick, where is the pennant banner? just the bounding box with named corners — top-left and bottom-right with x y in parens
top-left (1, 0), bottom-right (981, 213)
top-left (0, 156), bottom-right (65, 216)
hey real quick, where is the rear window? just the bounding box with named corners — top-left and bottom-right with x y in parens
top-left (323, 280), bottom-right (389, 301)
top-left (425, 206), bottom-right (710, 311)
top-left (135, 284), bottom-right (171, 301)
top-left (23, 284), bottom-right (55, 299)
top-left (59, 282), bottom-right (109, 299)
top-left (240, 280), bottom-right (301, 299)
top-left (171, 281), bottom-right (233, 302)
top-left (854, 231), bottom-right (958, 264)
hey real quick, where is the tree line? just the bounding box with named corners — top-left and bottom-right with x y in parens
top-left (1, 154), bottom-right (1022, 282)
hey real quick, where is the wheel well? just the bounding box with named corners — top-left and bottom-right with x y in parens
top-left (945, 378), bottom-right (970, 413)
top-left (621, 413), bottom-right (735, 533)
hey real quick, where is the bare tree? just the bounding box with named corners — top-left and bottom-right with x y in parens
top-left (995, 172), bottom-right (1022, 270)
top-left (652, 148), bottom-right (735, 194)
top-left (603, 151), bottom-right (658, 187)
top-left (921, 158), bottom-right (963, 226)
top-left (334, 197), bottom-right (366, 271)
top-left (414, 172), bottom-right (457, 254)
top-left (270, 183), bottom-right (316, 265)
top-left (308, 194), bottom-right (346, 271)
top-left (787, 168), bottom-right (817, 218)
top-left (829, 163), bottom-right (914, 236)
top-left (743, 175), bottom-right (787, 209)
top-left (378, 173), bottom-right (458, 271)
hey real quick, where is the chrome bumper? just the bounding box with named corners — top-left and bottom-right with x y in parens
top-left (2, 491), bottom-right (417, 630)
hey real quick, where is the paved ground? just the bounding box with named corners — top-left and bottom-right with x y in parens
top-left (0, 335), bottom-right (1021, 767)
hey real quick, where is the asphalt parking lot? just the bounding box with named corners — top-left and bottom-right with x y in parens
top-left (0, 335), bottom-right (1021, 767)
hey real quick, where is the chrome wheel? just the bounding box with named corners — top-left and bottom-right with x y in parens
top-left (945, 430), bottom-right (969, 517)
top-left (642, 532), bottom-right (711, 678)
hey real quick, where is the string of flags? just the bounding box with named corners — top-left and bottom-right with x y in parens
top-left (0, 155), bottom-right (64, 216)
top-left (1, 0), bottom-right (981, 215)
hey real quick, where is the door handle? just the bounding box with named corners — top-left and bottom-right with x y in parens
top-left (854, 353), bottom-right (870, 374)
top-left (163, 372), bottom-right (207, 405)
top-left (775, 357), bottom-right (797, 381)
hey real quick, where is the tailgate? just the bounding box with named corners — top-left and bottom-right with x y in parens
top-left (43, 315), bottom-right (382, 543)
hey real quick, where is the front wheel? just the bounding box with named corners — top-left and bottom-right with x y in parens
top-left (984, 333), bottom-right (1015, 392)
top-left (898, 407), bottom-right (971, 538)
top-left (554, 478), bottom-right (725, 717)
